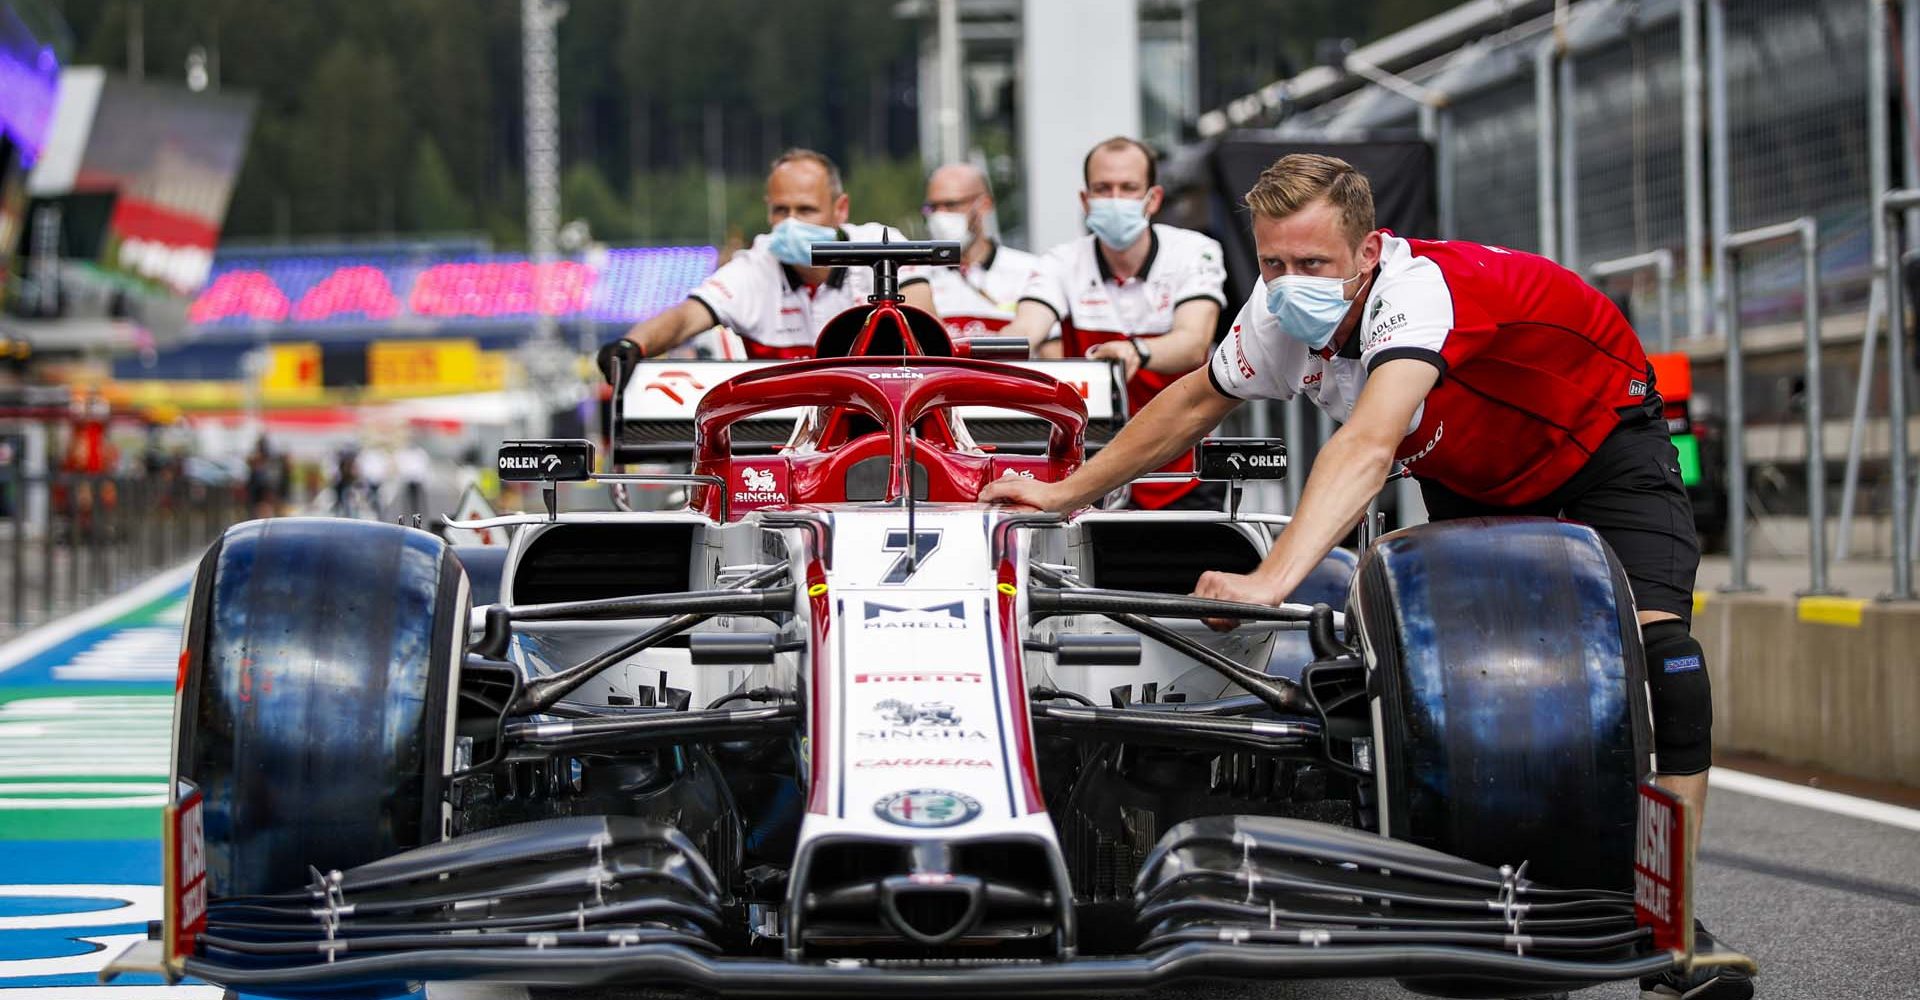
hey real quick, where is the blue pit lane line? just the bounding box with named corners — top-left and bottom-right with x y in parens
top-left (0, 565), bottom-right (413, 997)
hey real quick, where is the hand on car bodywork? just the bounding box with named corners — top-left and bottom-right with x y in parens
top-left (979, 475), bottom-right (1072, 512)
top-left (1084, 339), bottom-right (1143, 382)
top-left (1192, 569), bottom-right (1290, 631)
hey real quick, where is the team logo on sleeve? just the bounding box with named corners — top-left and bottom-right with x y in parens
top-left (1366, 297), bottom-right (1407, 347)
top-left (1233, 330), bottom-right (1255, 379)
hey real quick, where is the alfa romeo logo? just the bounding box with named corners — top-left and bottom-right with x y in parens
top-left (874, 788), bottom-right (981, 828)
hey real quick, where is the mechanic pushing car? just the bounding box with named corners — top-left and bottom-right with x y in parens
top-left (919, 162), bottom-right (1048, 339)
top-left (982, 153), bottom-right (1750, 1000)
top-left (1001, 137), bottom-right (1228, 510)
top-left (596, 148), bottom-right (933, 380)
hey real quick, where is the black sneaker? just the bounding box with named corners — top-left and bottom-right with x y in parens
top-left (1640, 923), bottom-right (1755, 1000)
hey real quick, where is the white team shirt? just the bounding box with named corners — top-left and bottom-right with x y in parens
top-left (927, 241), bottom-right (1044, 338)
top-left (1019, 224), bottom-right (1228, 345)
top-left (1208, 233), bottom-right (1443, 431)
top-left (688, 221), bottom-right (929, 353)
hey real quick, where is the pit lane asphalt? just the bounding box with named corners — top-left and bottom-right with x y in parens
top-left (1171, 783), bottom-right (1920, 1000)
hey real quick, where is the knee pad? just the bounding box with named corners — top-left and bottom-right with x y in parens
top-left (1642, 618), bottom-right (1713, 775)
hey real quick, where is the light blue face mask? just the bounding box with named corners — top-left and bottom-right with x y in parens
top-left (1265, 269), bottom-right (1364, 350)
top-left (1085, 197), bottom-right (1150, 250)
top-left (768, 218), bottom-right (838, 266)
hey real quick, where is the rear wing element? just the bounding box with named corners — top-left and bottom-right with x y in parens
top-left (615, 359), bottom-right (1126, 463)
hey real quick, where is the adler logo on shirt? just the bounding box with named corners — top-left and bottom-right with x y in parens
top-left (1366, 297), bottom-right (1407, 347)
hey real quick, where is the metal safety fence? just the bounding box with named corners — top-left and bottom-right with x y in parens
top-left (0, 470), bottom-right (243, 641)
top-left (1240, 0), bottom-right (1916, 597)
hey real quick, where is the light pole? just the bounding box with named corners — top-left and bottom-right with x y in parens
top-left (521, 0), bottom-right (579, 435)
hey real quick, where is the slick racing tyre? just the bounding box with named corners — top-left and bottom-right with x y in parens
top-left (1350, 517), bottom-right (1652, 891)
top-left (176, 517), bottom-right (467, 897)
top-left (451, 543), bottom-right (508, 607)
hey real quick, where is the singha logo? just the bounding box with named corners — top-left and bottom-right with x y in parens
top-left (874, 699), bottom-right (961, 728)
top-left (733, 466), bottom-right (786, 505)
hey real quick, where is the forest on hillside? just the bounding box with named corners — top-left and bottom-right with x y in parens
top-left (47, 0), bottom-right (1461, 247)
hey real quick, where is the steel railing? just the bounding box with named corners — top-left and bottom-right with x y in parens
top-left (1879, 188), bottom-right (1920, 600)
top-left (1720, 217), bottom-right (1830, 595)
top-left (1590, 249), bottom-right (1679, 351)
top-left (0, 467), bottom-right (247, 638)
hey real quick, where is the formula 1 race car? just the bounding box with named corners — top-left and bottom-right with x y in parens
top-left (109, 243), bottom-right (1743, 998)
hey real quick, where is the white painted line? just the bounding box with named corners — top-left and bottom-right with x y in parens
top-left (1711, 767), bottom-right (1920, 832)
top-left (0, 982), bottom-right (223, 990)
top-left (0, 563), bottom-right (197, 679)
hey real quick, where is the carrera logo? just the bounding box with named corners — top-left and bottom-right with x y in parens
top-left (855, 671), bottom-right (984, 684)
top-left (732, 466), bottom-right (788, 506)
top-left (862, 601), bottom-right (968, 629)
top-left (867, 369), bottom-right (925, 381)
top-left (1402, 422), bottom-right (1444, 468)
top-left (1301, 371), bottom-right (1322, 387)
top-left (855, 757), bottom-right (993, 769)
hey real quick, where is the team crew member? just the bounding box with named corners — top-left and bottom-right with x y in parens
top-left (982, 154), bottom-right (1747, 1000)
top-left (920, 163), bottom-right (1046, 339)
top-left (597, 149), bottom-right (933, 380)
top-left (1002, 137), bottom-right (1226, 509)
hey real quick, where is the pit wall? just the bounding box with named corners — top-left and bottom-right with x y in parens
top-left (1696, 592), bottom-right (1920, 786)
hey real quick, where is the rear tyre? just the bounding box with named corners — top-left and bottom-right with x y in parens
top-left (1350, 517), bottom-right (1651, 891)
top-left (177, 517), bottom-right (467, 897)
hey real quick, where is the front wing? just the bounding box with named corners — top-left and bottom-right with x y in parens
top-left (106, 809), bottom-right (1747, 997)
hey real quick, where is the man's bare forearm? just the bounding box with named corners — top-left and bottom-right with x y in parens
top-left (1253, 425), bottom-right (1394, 593)
top-left (1054, 371), bottom-right (1238, 508)
top-left (624, 299), bottom-right (713, 356)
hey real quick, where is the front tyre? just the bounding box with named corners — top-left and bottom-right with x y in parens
top-left (1351, 517), bottom-right (1652, 891)
top-left (176, 518), bottom-right (467, 897)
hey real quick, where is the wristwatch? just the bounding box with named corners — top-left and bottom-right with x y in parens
top-left (1128, 336), bottom-right (1153, 370)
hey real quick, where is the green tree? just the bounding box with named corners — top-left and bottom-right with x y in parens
top-left (285, 40), bottom-right (409, 235)
top-left (561, 161), bottom-right (628, 241)
top-left (409, 138), bottom-right (475, 232)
